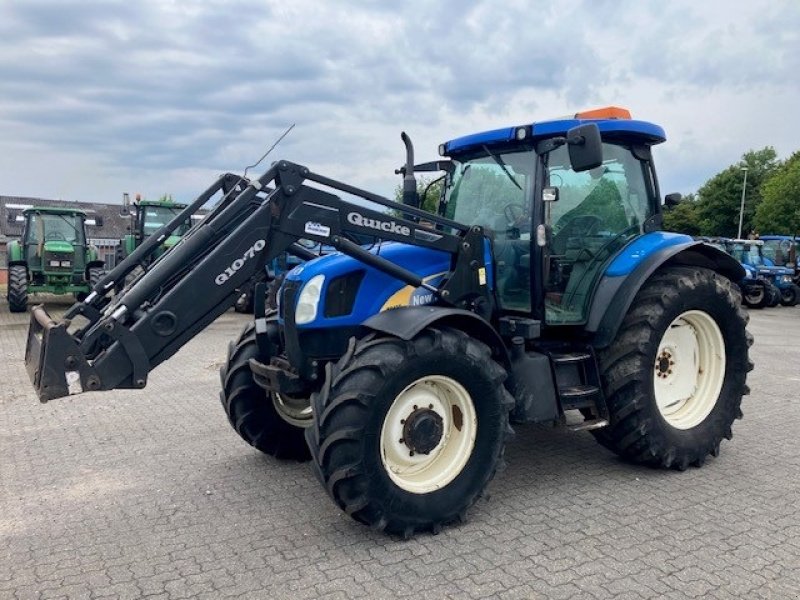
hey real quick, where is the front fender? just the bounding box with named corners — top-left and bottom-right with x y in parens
top-left (362, 306), bottom-right (511, 372)
top-left (7, 240), bottom-right (24, 264)
top-left (588, 240), bottom-right (744, 349)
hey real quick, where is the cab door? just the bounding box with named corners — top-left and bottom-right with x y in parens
top-left (542, 142), bottom-right (658, 325)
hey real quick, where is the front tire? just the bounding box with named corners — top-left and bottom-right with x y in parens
top-left (594, 267), bottom-right (752, 470)
top-left (306, 327), bottom-right (513, 537)
top-left (7, 265), bottom-right (28, 312)
top-left (219, 322), bottom-right (310, 460)
top-left (780, 284), bottom-right (799, 307)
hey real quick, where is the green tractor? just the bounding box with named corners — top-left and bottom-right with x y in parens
top-left (6, 207), bottom-right (105, 312)
top-left (116, 193), bottom-right (191, 265)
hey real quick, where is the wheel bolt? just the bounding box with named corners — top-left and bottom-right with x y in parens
top-left (428, 404), bottom-right (433, 409)
top-left (409, 451), bottom-right (415, 457)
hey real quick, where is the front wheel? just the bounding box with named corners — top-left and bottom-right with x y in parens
top-left (594, 267), bottom-right (752, 470)
top-left (306, 327), bottom-right (513, 537)
top-left (219, 322), bottom-right (311, 460)
top-left (766, 283), bottom-right (781, 307)
top-left (7, 265), bottom-right (28, 312)
top-left (780, 284), bottom-right (800, 307)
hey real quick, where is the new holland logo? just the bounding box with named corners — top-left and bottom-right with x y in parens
top-left (347, 212), bottom-right (411, 236)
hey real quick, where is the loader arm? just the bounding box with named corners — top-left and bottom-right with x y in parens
top-left (26, 160), bottom-right (489, 401)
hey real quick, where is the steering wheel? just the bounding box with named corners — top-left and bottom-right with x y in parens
top-left (45, 231), bottom-right (66, 241)
top-left (503, 203), bottom-right (526, 226)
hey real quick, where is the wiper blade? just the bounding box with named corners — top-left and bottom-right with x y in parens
top-left (482, 145), bottom-right (522, 191)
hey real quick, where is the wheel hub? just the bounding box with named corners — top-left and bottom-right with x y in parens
top-left (655, 349), bottom-right (675, 379)
top-left (401, 406), bottom-right (444, 455)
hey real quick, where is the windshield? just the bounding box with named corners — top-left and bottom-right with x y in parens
top-left (731, 243), bottom-right (764, 266)
top-left (444, 148), bottom-right (534, 312)
top-left (25, 213), bottom-right (84, 245)
top-left (762, 239), bottom-right (796, 265)
top-left (444, 149), bottom-right (532, 230)
top-left (141, 205), bottom-right (189, 237)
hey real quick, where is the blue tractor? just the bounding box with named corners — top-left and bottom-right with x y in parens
top-left (761, 234), bottom-right (800, 291)
top-left (724, 238), bottom-right (797, 307)
top-left (26, 107), bottom-right (752, 537)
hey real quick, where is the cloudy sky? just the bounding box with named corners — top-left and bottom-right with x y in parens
top-left (0, 0), bottom-right (798, 205)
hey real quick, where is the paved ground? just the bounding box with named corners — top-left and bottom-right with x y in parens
top-left (2, 297), bottom-right (800, 600)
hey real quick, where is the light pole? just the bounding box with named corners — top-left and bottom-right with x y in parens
top-left (737, 166), bottom-right (749, 239)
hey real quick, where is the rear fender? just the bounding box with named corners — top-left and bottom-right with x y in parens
top-left (588, 241), bottom-right (744, 349)
top-left (362, 306), bottom-right (511, 374)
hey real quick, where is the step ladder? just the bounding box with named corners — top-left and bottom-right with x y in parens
top-left (549, 350), bottom-right (609, 431)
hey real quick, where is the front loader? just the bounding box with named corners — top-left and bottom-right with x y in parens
top-left (25, 107), bottom-right (752, 537)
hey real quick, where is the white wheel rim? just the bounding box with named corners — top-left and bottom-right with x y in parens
top-left (272, 393), bottom-right (312, 428)
top-left (380, 375), bottom-right (477, 494)
top-left (653, 310), bottom-right (726, 430)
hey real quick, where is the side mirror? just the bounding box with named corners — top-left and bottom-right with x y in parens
top-left (120, 192), bottom-right (131, 217)
top-left (664, 192), bottom-right (682, 207)
top-left (567, 123), bottom-right (603, 172)
top-left (542, 187), bottom-right (559, 202)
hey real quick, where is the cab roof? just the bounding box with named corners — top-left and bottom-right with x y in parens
top-left (441, 106), bottom-right (666, 156)
top-left (23, 206), bottom-right (87, 217)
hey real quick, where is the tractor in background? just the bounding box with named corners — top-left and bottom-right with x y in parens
top-left (5, 207), bottom-right (105, 312)
top-left (724, 238), bottom-right (797, 307)
top-left (761, 234), bottom-right (800, 287)
top-left (116, 193), bottom-right (192, 266)
top-left (26, 107), bottom-right (752, 537)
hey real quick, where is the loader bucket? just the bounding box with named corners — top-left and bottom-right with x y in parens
top-left (25, 305), bottom-right (100, 402)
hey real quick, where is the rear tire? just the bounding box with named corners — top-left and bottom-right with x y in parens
top-left (766, 283), bottom-right (781, 307)
top-left (7, 265), bottom-right (28, 312)
top-left (306, 327), bottom-right (513, 537)
top-left (780, 284), bottom-right (799, 307)
top-left (593, 267), bottom-right (752, 470)
top-left (741, 282), bottom-right (767, 308)
top-left (219, 322), bottom-right (310, 460)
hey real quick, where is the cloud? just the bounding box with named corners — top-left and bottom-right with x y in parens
top-left (0, 0), bottom-right (797, 204)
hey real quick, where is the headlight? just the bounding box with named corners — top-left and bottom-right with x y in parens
top-left (782, 275), bottom-right (792, 283)
top-left (295, 275), bottom-right (325, 325)
top-left (60, 260), bottom-right (71, 267)
top-left (49, 260), bottom-right (60, 267)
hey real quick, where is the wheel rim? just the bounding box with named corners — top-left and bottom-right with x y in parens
top-left (272, 393), bottom-right (312, 428)
top-left (744, 287), bottom-right (764, 304)
top-left (380, 375), bottom-right (477, 494)
top-left (653, 310), bottom-right (726, 430)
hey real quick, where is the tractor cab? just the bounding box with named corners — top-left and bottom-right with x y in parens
top-left (439, 107), bottom-right (672, 326)
top-left (118, 195), bottom-right (190, 262)
top-left (20, 208), bottom-right (90, 285)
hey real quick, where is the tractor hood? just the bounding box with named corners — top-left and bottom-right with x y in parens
top-left (283, 242), bottom-right (451, 328)
top-left (43, 241), bottom-right (75, 254)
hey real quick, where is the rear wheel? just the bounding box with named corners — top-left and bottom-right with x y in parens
top-left (780, 284), bottom-right (799, 307)
top-left (219, 322), bottom-right (310, 460)
top-left (766, 283), bottom-right (781, 307)
top-left (594, 267), bottom-right (752, 470)
top-left (741, 282), bottom-right (767, 308)
top-left (306, 327), bottom-right (513, 537)
top-left (7, 265), bottom-right (28, 312)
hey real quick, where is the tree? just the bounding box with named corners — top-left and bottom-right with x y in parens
top-left (754, 150), bottom-right (800, 235)
top-left (694, 147), bottom-right (778, 237)
top-left (662, 193), bottom-right (702, 236)
top-left (393, 176), bottom-right (445, 214)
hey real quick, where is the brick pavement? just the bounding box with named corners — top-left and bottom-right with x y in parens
top-left (1, 297), bottom-right (799, 599)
